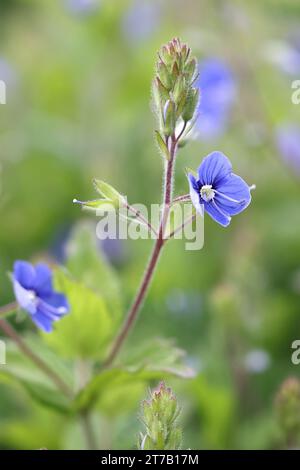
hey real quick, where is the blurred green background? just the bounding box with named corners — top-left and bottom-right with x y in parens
top-left (1, 0), bottom-right (300, 450)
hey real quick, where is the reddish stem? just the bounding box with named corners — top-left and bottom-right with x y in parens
top-left (102, 137), bottom-right (177, 368)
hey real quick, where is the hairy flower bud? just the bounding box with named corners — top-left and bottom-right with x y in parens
top-left (152, 37), bottom-right (199, 140)
top-left (164, 100), bottom-right (176, 136)
top-left (275, 377), bottom-right (300, 446)
top-left (182, 88), bottom-right (199, 122)
top-left (138, 382), bottom-right (182, 450)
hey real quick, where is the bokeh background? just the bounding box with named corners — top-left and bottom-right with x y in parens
top-left (1, 0), bottom-right (300, 450)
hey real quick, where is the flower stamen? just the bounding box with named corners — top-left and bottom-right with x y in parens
top-left (200, 184), bottom-right (215, 202)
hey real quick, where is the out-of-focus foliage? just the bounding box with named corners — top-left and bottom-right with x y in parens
top-left (0, 0), bottom-right (300, 450)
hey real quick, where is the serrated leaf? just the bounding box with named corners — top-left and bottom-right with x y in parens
top-left (43, 268), bottom-right (114, 360)
top-left (65, 221), bottom-right (122, 322)
top-left (123, 337), bottom-right (196, 379)
top-left (0, 339), bottom-right (73, 414)
top-left (73, 338), bottom-right (196, 413)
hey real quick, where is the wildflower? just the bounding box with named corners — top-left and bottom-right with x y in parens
top-left (12, 261), bottom-right (69, 333)
top-left (122, 1), bottom-right (160, 44)
top-left (244, 349), bottom-right (271, 374)
top-left (194, 58), bottom-right (236, 140)
top-left (187, 151), bottom-right (253, 227)
top-left (65, 0), bottom-right (100, 16)
top-left (263, 38), bottom-right (300, 76)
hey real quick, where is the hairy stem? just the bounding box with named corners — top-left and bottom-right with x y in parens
top-left (125, 202), bottom-right (158, 237)
top-left (0, 301), bottom-right (18, 318)
top-left (102, 137), bottom-right (178, 368)
top-left (172, 194), bottom-right (190, 204)
top-left (0, 318), bottom-right (73, 397)
top-left (81, 411), bottom-right (98, 450)
top-left (168, 213), bottom-right (196, 239)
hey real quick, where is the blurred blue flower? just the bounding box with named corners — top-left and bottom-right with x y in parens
top-left (100, 238), bottom-right (126, 266)
top-left (65, 0), bottom-right (100, 16)
top-left (244, 349), bottom-right (271, 374)
top-left (166, 289), bottom-right (202, 317)
top-left (275, 124), bottom-right (300, 176)
top-left (187, 151), bottom-right (252, 227)
top-left (12, 261), bottom-right (69, 333)
top-left (263, 38), bottom-right (300, 76)
top-left (122, 0), bottom-right (160, 43)
top-left (0, 58), bottom-right (17, 90)
top-left (194, 58), bottom-right (236, 140)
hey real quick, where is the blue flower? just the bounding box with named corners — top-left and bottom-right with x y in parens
top-left (194, 59), bottom-right (236, 140)
top-left (122, 1), bottom-right (160, 44)
top-left (188, 152), bottom-right (252, 227)
top-left (12, 261), bottom-right (69, 333)
top-left (65, 0), bottom-right (100, 16)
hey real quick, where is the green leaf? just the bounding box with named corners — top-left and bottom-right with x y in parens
top-left (123, 337), bottom-right (196, 379)
top-left (0, 338), bottom-right (73, 414)
top-left (155, 130), bottom-right (170, 160)
top-left (93, 179), bottom-right (125, 208)
top-left (73, 369), bottom-right (152, 413)
top-left (182, 88), bottom-right (199, 122)
top-left (184, 166), bottom-right (197, 178)
top-left (65, 221), bottom-right (122, 322)
top-left (43, 268), bottom-right (114, 360)
top-left (73, 338), bottom-right (196, 413)
top-left (164, 100), bottom-right (176, 136)
top-left (74, 199), bottom-right (116, 212)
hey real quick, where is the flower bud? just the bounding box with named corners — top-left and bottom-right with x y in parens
top-left (155, 77), bottom-right (169, 104)
top-left (182, 88), bottom-right (199, 122)
top-left (138, 382), bottom-right (182, 450)
top-left (157, 61), bottom-right (173, 90)
top-left (164, 100), bottom-right (176, 137)
top-left (275, 377), bottom-right (300, 446)
top-left (173, 76), bottom-right (185, 104)
top-left (93, 179), bottom-right (126, 208)
top-left (152, 38), bottom-right (199, 139)
top-left (185, 58), bottom-right (197, 83)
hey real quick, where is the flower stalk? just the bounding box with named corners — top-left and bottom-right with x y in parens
top-left (102, 38), bottom-right (199, 368)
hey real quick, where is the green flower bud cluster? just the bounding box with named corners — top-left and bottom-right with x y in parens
top-left (275, 377), bottom-right (300, 447)
top-left (152, 37), bottom-right (199, 150)
top-left (138, 382), bottom-right (182, 450)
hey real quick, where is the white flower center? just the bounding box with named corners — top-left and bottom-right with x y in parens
top-left (28, 290), bottom-right (37, 302)
top-left (200, 184), bottom-right (215, 202)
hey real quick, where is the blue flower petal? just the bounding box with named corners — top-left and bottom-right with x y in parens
top-left (13, 261), bottom-right (35, 290)
top-left (214, 173), bottom-right (251, 216)
top-left (13, 280), bottom-right (37, 315)
top-left (31, 308), bottom-right (54, 333)
top-left (204, 200), bottom-right (231, 227)
top-left (198, 151), bottom-right (232, 186)
top-left (42, 292), bottom-right (69, 315)
top-left (188, 173), bottom-right (203, 216)
top-left (33, 263), bottom-right (53, 297)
